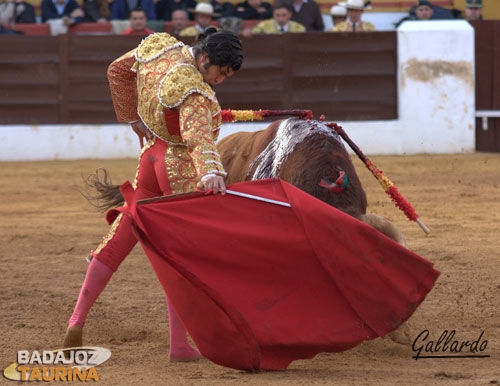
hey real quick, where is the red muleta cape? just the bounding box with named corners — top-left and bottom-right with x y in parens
top-left (114, 178), bottom-right (439, 371)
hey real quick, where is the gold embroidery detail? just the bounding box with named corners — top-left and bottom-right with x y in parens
top-left (165, 144), bottom-right (199, 194)
top-left (135, 33), bottom-right (184, 63)
top-left (159, 64), bottom-right (216, 108)
top-left (92, 213), bottom-right (123, 257)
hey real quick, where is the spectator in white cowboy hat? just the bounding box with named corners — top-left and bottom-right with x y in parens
top-left (332, 0), bottom-right (375, 32)
top-left (327, 3), bottom-right (347, 30)
top-left (464, 0), bottom-right (482, 21)
top-left (180, 2), bottom-right (219, 36)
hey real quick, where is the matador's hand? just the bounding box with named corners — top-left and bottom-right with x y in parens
top-left (200, 174), bottom-right (227, 195)
top-left (131, 120), bottom-right (152, 148)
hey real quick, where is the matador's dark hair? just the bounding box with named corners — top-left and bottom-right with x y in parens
top-left (193, 28), bottom-right (243, 71)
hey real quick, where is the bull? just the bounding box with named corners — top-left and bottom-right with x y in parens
top-left (217, 118), bottom-right (406, 247)
top-left (217, 118), bottom-right (412, 345)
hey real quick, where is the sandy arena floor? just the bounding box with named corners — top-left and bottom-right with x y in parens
top-left (1, 153), bottom-right (499, 385)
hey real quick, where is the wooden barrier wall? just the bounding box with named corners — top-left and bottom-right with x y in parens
top-left (0, 32), bottom-right (397, 125)
top-left (473, 21), bottom-right (500, 152)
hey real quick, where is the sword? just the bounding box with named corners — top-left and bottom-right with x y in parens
top-left (226, 189), bottom-right (291, 207)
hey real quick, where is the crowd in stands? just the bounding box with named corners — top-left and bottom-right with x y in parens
top-left (0, 0), bottom-right (488, 35)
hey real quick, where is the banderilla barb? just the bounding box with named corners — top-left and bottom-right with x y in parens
top-left (325, 121), bottom-right (430, 235)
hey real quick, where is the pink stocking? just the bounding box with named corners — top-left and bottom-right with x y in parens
top-left (166, 297), bottom-right (202, 361)
top-left (68, 258), bottom-right (114, 328)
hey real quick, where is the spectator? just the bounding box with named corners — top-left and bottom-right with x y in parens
top-left (156, 0), bottom-right (196, 21)
top-left (234, 0), bottom-right (272, 20)
top-left (108, 0), bottom-right (156, 21)
top-left (170, 8), bottom-right (189, 35)
top-left (414, 0), bottom-right (433, 20)
top-left (332, 0), bottom-right (375, 32)
top-left (83, 0), bottom-right (109, 23)
top-left (218, 16), bottom-right (243, 35)
top-left (464, 0), bottom-right (482, 21)
top-left (41, 0), bottom-right (85, 25)
top-left (290, 0), bottom-right (324, 31)
top-left (395, 0), bottom-right (462, 27)
top-left (211, 0), bottom-right (241, 36)
top-left (120, 7), bottom-right (154, 34)
top-left (243, 0), bottom-right (304, 36)
top-left (179, 2), bottom-right (218, 36)
top-left (210, 0), bottom-right (234, 18)
top-left (0, 0), bottom-right (36, 25)
top-left (327, 3), bottom-right (347, 29)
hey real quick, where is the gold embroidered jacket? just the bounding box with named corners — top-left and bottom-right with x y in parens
top-left (107, 33), bottom-right (226, 192)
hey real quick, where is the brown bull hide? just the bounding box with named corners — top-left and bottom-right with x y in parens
top-left (217, 118), bottom-right (367, 219)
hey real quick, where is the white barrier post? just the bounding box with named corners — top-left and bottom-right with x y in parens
top-left (397, 20), bottom-right (476, 154)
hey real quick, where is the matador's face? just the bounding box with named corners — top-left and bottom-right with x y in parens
top-left (197, 54), bottom-right (235, 87)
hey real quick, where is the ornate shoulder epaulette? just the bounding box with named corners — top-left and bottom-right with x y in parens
top-left (135, 33), bottom-right (184, 63)
top-left (158, 64), bottom-right (217, 108)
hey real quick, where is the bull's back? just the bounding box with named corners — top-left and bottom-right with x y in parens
top-left (217, 122), bottom-right (281, 184)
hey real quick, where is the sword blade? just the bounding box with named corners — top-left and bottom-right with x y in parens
top-left (226, 189), bottom-right (291, 207)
